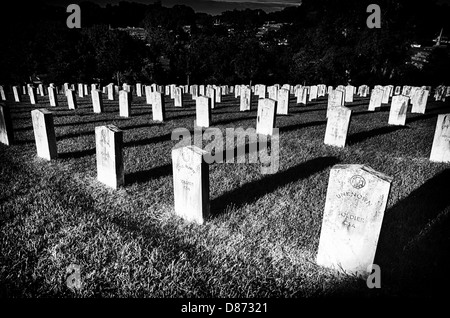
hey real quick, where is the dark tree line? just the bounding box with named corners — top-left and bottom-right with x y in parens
top-left (0, 0), bottom-right (449, 87)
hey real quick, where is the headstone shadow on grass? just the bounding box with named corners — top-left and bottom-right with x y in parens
top-left (58, 148), bottom-right (96, 159)
top-left (125, 164), bottom-right (172, 185)
top-left (374, 169), bottom-right (450, 296)
top-left (278, 120), bottom-right (327, 133)
top-left (210, 156), bottom-right (339, 218)
top-left (346, 125), bottom-right (409, 146)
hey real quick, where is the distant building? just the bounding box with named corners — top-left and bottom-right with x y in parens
top-left (256, 21), bottom-right (291, 46)
top-left (409, 29), bottom-right (448, 69)
top-left (115, 26), bottom-right (147, 41)
top-left (410, 46), bottom-right (434, 69)
top-left (182, 25), bottom-right (191, 36)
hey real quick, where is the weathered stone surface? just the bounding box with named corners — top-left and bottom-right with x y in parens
top-left (152, 92), bottom-right (165, 122)
top-left (195, 96), bottom-right (211, 128)
top-left (31, 109), bottom-right (57, 160)
top-left (430, 113), bottom-right (450, 163)
top-left (95, 125), bottom-right (124, 189)
top-left (119, 90), bottom-right (131, 117)
top-left (388, 95), bottom-right (409, 126)
top-left (256, 98), bottom-right (277, 136)
top-left (324, 106), bottom-right (351, 148)
top-left (67, 89), bottom-right (77, 110)
top-left (172, 145), bottom-right (210, 225)
top-left (317, 164), bottom-right (393, 277)
top-left (92, 90), bottom-right (104, 113)
top-left (0, 104), bottom-right (14, 145)
top-left (276, 88), bottom-right (289, 115)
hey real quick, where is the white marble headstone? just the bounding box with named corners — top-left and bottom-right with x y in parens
top-left (95, 125), bottom-right (124, 189)
top-left (31, 109), bottom-right (58, 160)
top-left (92, 89), bottom-right (104, 113)
top-left (152, 92), bottom-right (165, 122)
top-left (276, 88), bottom-right (289, 115)
top-left (324, 106), bottom-right (351, 148)
top-left (327, 90), bottom-right (344, 117)
top-left (345, 85), bottom-right (354, 103)
top-left (388, 95), bottom-right (409, 126)
top-left (28, 87), bottom-right (36, 105)
top-left (368, 88), bottom-right (383, 111)
top-left (0, 104), bottom-right (14, 145)
top-left (240, 86), bottom-right (251, 111)
top-left (256, 98), bottom-right (277, 136)
top-left (316, 164), bottom-right (393, 277)
top-left (12, 86), bottom-right (20, 102)
top-left (119, 90), bottom-right (131, 117)
top-left (48, 87), bottom-right (58, 107)
top-left (411, 89), bottom-right (429, 114)
top-left (195, 96), bottom-right (211, 128)
top-left (309, 85), bottom-right (318, 101)
top-left (430, 114), bottom-right (450, 163)
top-left (172, 145), bottom-right (210, 225)
top-left (67, 89), bottom-right (77, 110)
top-left (0, 86), bottom-right (6, 101)
top-left (174, 87), bottom-right (183, 107)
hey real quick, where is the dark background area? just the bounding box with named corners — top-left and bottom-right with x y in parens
top-left (0, 0), bottom-right (449, 86)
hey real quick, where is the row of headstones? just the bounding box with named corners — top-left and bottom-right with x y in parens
top-left (0, 101), bottom-right (395, 277)
top-left (2, 82), bottom-right (449, 160)
top-left (2, 86), bottom-right (450, 164)
top-left (322, 85), bottom-right (450, 163)
top-left (1, 93), bottom-right (450, 279)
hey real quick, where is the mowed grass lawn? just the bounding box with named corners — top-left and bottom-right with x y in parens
top-left (1, 89), bottom-right (449, 298)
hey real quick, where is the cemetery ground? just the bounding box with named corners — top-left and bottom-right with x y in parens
top-left (1, 91), bottom-right (450, 298)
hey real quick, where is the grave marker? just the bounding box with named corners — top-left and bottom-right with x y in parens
top-left (381, 86), bottom-right (392, 104)
top-left (119, 90), bottom-right (131, 117)
top-left (38, 84), bottom-right (45, 97)
top-left (95, 125), bottom-right (124, 189)
top-left (345, 85), bottom-right (354, 103)
top-left (215, 86), bottom-right (222, 103)
top-left (268, 86), bottom-right (278, 101)
top-left (0, 86), bottom-right (6, 101)
top-left (195, 96), bottom-right (211, 128)
top-left (107, 83), bottom-right (115, 101)
top-left (92, 89), bottom-right (104, 113)
top-left (136, 83), bottom-right (142, 97)
top-left (152, 92), bottom-right (165, 122)
top-left (316, 164), bottom-right (393, 277)
top-left (174, 87), bottom-right (183, 107)
top-left (67, 89), bottom-right (78, 110)
top-left (172, 145), bottom-right (210, 225)
top-left (327, 89), bottom-right (344, 117)
top-left (324, 106), bottom-right (351, 148)
top-left (48, 87), bottom-right (58, 107)
top-left (368, 88), bottom-right (383, 111)
top-left (78, 83), bottom-right (84, 98)
top-left (31, 109), bottom-right (57, 160)
top-left (276, 88), bottom-right (289, 115)
top-left (145, 86), bottom-right (153, 104)
top-left (28, 86), bottom-right (37, 104)
top-left (297, 87), bottom-right (308, 105)
top-left (411, 89), bottom-right (429, 114)
top-left (240, 86), bottom-right (252, 111)
top-left (256, 98), bottom-right (276, 136)
top-left (0, 104), bottom-right (14, 145)
top-left (388, 95), bottom-right (409, 126)
top-left (430, 114), bottom-right (450, 163)
top-left (206, 87), bottom-right (216, 109)
top-left (309, 85), bottom-right (318, 101)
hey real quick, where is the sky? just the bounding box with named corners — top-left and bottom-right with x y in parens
top-left (43, 0), bottom-right (303, 15)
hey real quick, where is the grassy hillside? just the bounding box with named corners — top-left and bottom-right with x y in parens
top-left (1, 89), bottom-right (449, 298)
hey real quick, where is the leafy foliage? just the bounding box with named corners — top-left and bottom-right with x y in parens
top-left (0, 0), bottom-right (449, 85)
